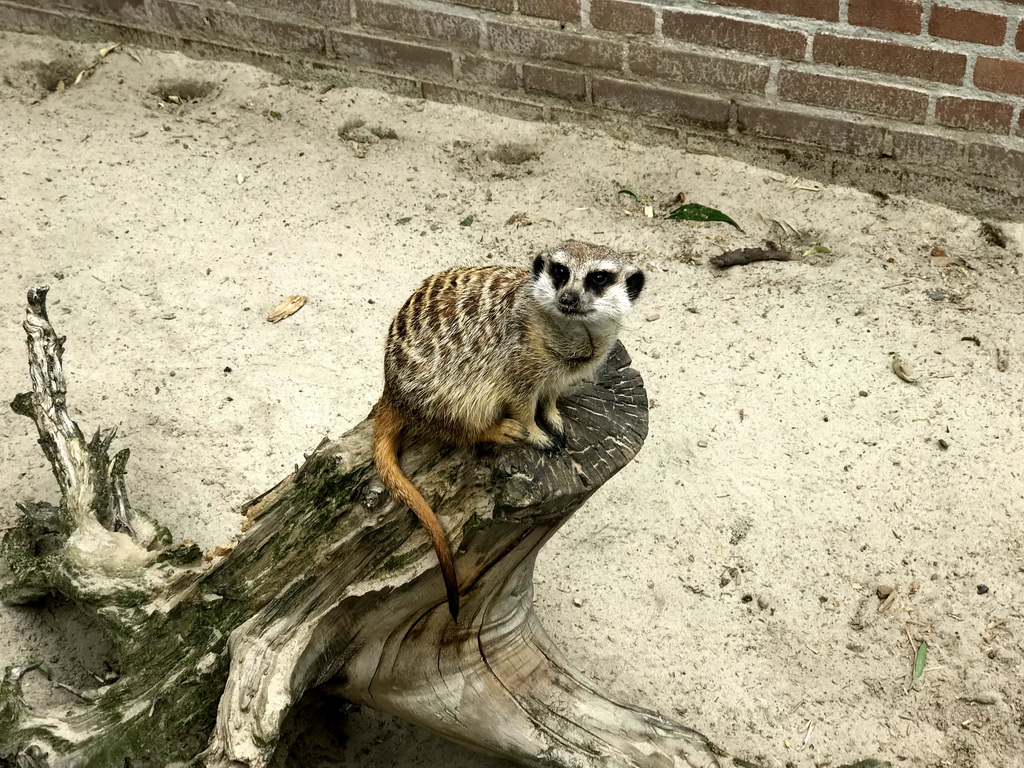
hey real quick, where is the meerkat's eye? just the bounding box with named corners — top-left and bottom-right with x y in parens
top-left (585, 270), bottom-right (614, 290)
top-left (550, 263), bottom-right (570, 287)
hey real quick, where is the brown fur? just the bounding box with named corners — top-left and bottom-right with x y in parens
top-left (372, 243), bottom-right (644, 620)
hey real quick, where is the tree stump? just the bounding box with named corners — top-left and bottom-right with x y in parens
top-left (0, 287), bottom-right (886, 768)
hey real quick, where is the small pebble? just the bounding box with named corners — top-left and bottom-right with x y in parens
top-left (697, 440), bottom-right (708, 448)
top-left (977, 584), bottom-right (989, 595)
top-left (572, 597), bottom-right (583, 607)
top-left (757, 595), bottom-right (769, 610)
top-left (938, 439), bottom-right (949, 450)
top-left (646, 313), bottom-right (661, 322)
top-left (859, 390), bottom-right (868, 397)
top-left (877, 585), bottom-right (894, 600)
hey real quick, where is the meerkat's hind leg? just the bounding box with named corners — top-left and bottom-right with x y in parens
top-left (536, 395), bottom-right (568, 449)
top-left (477, 418), bottom-right (529, 446)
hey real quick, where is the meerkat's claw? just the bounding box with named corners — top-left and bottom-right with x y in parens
top-left (542, 440), bottom-right (564, 455)
top-left (524, 423), bottom-right (558, 452)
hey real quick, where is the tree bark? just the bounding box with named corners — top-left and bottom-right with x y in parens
top-left (0, 287), bottom-right (887, 768)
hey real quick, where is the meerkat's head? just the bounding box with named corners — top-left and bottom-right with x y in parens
top-left (531, 241), bottom-right (644, 327)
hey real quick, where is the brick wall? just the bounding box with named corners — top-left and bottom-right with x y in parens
top-left (4, 0), bottom-right (1024, 217)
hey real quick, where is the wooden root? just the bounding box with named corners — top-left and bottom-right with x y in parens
top-left (0, 287), bottom-right (889, 768)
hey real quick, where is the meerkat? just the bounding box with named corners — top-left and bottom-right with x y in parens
top-left (372, 241), bottom-right (645, 620)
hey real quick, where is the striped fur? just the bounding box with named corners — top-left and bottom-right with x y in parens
top-left (372, 241), bottom-right (644, 620)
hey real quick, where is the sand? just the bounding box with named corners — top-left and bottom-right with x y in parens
top-left (1, 30), bottom-right (1022, 768)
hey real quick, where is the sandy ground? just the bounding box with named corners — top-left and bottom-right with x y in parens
top-left (2, 30), bottom-right (1023, 768)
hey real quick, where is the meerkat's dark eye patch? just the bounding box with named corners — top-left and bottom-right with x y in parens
top-left (549, 263), bottom-right (570, 289)
top-left (626, 271), bottom-right (645, 301)
top-left (585, 270), bottom-right (615, 293)
top-left (532, 255), bottom-right (545, 277)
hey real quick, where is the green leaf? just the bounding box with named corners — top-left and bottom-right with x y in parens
top-left (666, 203), bottom-right (743, 231)
top-left (616, 189), bottom-right (641, 202)
top-left (801, 244), bottom-right (831, 258)
top-left (25, 658), bottom-right (51, 680)
top-left (912, 641), bottom-right (928, 682)
top-left (459, 215), bottom-right (474, 227)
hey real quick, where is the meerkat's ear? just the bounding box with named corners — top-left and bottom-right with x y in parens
top-left (625, 269), bottom-right (645, 301)
top-left (532, 254), bottom-right (545, 277)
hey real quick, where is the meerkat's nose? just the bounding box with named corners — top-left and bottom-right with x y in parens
top-left (558, 291), bottom-right (580, 309)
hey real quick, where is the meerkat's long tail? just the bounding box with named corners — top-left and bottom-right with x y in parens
top-left (372, 402), bottom-right (460, 621)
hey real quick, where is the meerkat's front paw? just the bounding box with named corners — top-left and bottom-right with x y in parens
top-left (524, 423), bottom-right (562, 454)
top-left (537, 401), bottom-right (568, 449)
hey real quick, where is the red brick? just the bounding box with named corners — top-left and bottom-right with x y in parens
top-left (149, 0), bottom-right (206, 32)
top-left (629, 43), bottom-right (769, 94)
top-left (849, 0), bottom-right (922, 34)
top-left (814, 34), bottom-right (965, 86)
top-left (935, 97), bottom-right (1012, 134)
top-left (519, 0), bottom-right (580, 22)
top-left (355, 0), bottom-right (480, 45)
top-left (736, 104), bottom-right (884, 155)
top-left (778, 69), bottom-right (928, 122)
top-left (205, 8), bottom-right (326, 54)
top-left (214, 0), bottom-right (350, 22)
top-left (446, 0), bottom-right (512, 13)
top-left (152, 1), bottom-right (327, 53)
top-left (975, 57), bottom-right (1024, 97)
top-left (1016, 20), bottom-right (1024, 52)
top-left (0, 1), bottom-right (178, 46)
top-left (1019, 111), bottom-right (1024, 137)
top-left (663, 11), bottom-right (806, 61)
top-left (331, 30), bottom-right (452, 75)
top-left (524, 64), bottom-right (586, 100)
top-left (459, 54), bottom-right (519, 89)
top-left (488, 22), bottom-right (622, 70)
top-left (592, 77), bottom-right (731, 128)
top-left (929, 7), bottom-right (1006, 46)
top-left (61, 0), bottom-right (147, 21)
top-left (421, 83), bottom-right (545, 120)
top-left (889, 130), bottom-right (963, 167)
top-left (590, 0), bottom-right (655, 35)
top-left (968, 143), bottom-right (1024, 182)
top-left (705, 0), bottom-right (838, 22)
top-left (178, 37), bottom-right (285, 67)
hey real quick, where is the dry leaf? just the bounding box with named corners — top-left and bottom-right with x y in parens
top-left (73, 69), bottom-right (86, 86)
top-left (267, 294), bottom-right (307, 323)
top-left (126, 48), bottom-right (143, 64)
top-left (930, 246), bottom-right (967, 268)
top-left (56, 80), bottom-right (65, 93)
top-left (99, 42), bottom-right (121, 57)
top-left (891, 356), bottom-right (917, 383)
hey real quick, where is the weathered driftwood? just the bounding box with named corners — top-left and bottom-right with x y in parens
top-left (0, 287), bottom-right (887, 768)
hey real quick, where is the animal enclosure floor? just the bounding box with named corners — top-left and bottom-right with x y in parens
top-left (2, 30), bottom-right (1023, 768)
